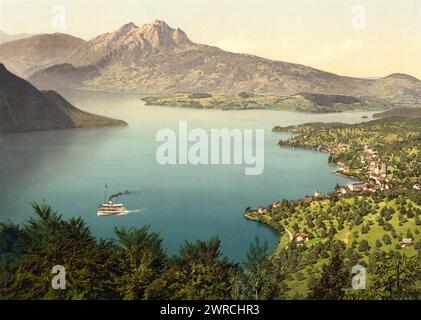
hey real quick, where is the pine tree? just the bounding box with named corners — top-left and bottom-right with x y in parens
top-left (309, 251), bottom-right (348, 300)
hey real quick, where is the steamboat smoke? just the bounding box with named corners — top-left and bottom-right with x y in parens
top-left (108, 190), bottom-right (145, 202)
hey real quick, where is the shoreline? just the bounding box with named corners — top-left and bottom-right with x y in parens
top-left (277, 140), bottom-right (364, 183)
top-left (244, 132), bottom-right (366, 253)
top-left (244, 212), bottom-right (291, 254)
top-left (142, 102), bottom-right (380, 114)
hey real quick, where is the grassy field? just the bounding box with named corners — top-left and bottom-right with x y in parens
top-left (244, 117), bottom-right (421, 297)
top-left (246, 192), bottom-right (420, 297)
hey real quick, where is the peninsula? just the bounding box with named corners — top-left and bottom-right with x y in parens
top-left (0, 64), bottom-right (127, 134)
top-left (141, 92), bottom-right (389, 113)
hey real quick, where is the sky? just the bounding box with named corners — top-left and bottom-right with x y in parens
top-left (1, 0), bottom-right (420, 79)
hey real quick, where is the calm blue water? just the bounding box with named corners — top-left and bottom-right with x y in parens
top-left (0, 91), bottom-right (374, 261)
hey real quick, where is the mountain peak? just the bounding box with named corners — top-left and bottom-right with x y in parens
top-left (117, 22), bottom-right (139, 34)
top-left (65, 20), bottom-right (195, 67)
top-left (123, 22), bottom-right (138, 29)
top-left (152, 19), bottom-right (168, 27)
top-left (140, 19), bottom-right (173, 34)
top-left (139, 20), bottom-right (193, 48)
top-left (112, 20), bottom-right (193, 47)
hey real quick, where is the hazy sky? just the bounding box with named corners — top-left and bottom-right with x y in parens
top-left (1, 0), bottom-right (420, 79)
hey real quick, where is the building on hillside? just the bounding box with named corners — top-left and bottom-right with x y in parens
top-left (380, 162), bottom-right (387, 177)
top-left (375, 177), bottom-right (391, 190)
top-left (400, 238), bottom-right (413, 248)
top-left (257, 207), bottom-right (268, 214)
top-left (348, 182), bottom-right (366, 192)
top-left (302, 197), bottom-right (313, 205)
top-left (337, 187), bottom-right (349, 195)
top-left (272, 201), bottom-right (282, 209)
top-left (314, 190), bottom-right (322, 198)
top-left (369, 161), bottom-right (377, 175)
top-left (338, 143), bottom-right (350, 151)
top-left (364, 145), bottom-right (374, 156)
top-left (363, 182), bottom-right (375, 192)
top-left (413, 183), bottom-right (421, 191)
top-left (295, 232), bottom-right (307, 243)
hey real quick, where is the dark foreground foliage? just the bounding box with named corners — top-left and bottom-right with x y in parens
top-left (0, 203), bottom-right (419, 300)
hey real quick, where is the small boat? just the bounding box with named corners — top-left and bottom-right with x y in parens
top-left (97, 200), bottom-right (127, 216)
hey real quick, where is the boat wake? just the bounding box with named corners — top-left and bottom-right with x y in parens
top-left (118, 209), bottom-right (146, 216)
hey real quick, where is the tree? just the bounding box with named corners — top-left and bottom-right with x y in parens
top-left (366, 251), bottom-right (420, 300)
top-left (383, 234), bottom-right (392, 245)
top-left (5, 203), bottom-right (118, 300)
top-left (358, 240), bottom-right (370, 252)
top-left (309, 251), bottom-right (348, 300)
top-left (146, 237), bottom-right (237, 300)
top-left (114, 226), bottom-right (166, 299)
top-left (0, 221), bottom-right (28, 299)
top-left (244, 237), bottom-right (269, 271)
top-left (232, 251), bottom-right (289, 300)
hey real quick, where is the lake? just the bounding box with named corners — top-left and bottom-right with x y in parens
top-left (0, 90), bottom-right (374, 261)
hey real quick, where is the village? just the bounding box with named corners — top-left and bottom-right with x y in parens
top-left (310, 142), bottom-right (420, 198)
top-left (249, 143), bottom-right (419, 248)
top-left (334, 143), bottom-right (391, 194)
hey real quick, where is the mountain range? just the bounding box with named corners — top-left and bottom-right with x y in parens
top-left (0, 33), bottom-right (84, 77)
top-left (0, 31), bottom-right (32, 45)
top-left (1, 20), bottom-right (421, 108)
top-left (0, 64), bottom-right (126, 133)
